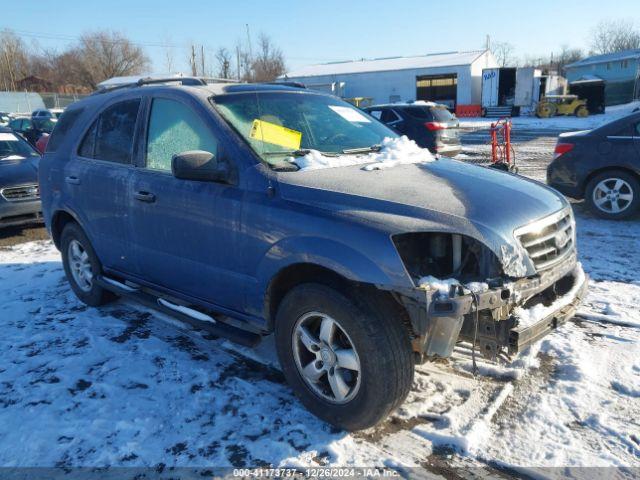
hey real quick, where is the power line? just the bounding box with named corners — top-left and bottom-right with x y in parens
top-left (3, 28), bottom-right (342, 62)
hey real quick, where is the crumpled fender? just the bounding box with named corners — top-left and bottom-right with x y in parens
top-left (245, 235), bottom-right (413, 318)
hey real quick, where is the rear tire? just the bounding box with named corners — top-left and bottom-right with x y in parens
top-left (585, 170), bottom-right (640, 220)
top-left (274, 283), bottom-right (414, 431)
top-left (61, 222), bottom-right (116, 306)
top-left (575, 105), bottom-right (589, 118)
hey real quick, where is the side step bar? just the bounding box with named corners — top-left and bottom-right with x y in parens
top-left (96, 276), bottom-right (261, 348)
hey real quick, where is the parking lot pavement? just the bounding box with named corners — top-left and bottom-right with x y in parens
top-left (458, 125), bottom-right (565, 183)
top-left (0, 224), bottom-right (48, 248)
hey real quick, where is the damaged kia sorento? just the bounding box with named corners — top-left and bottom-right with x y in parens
top-left (39, 79), bottom-right (588, 431)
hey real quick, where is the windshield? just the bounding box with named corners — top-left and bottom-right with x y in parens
top-left (0, 132), bottom-right (40, 159)
top-left (211, 91), bottom-right (397, 166)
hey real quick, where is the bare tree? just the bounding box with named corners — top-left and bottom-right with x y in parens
top-left (555, 45), bottom-right (584, 73)
top-left (74, 30), bottom-right (150, 89)
top-left (0, 29), bottom-right (30, 90)
top-left (215, 47), bottom-right (233, 79)
top-left (161, 35), bottom-right (175, 73)
top-left (591, 20), bottom-right (640, 54)
top-left (250, 33), bottom-right (286, 82)
top-left (492, 41), bottom-right (517, 67)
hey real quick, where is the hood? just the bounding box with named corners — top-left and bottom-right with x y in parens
top-left (0, 156), bottom-right (39, 186)
top-left (277, 158), bottom-right (569, 274)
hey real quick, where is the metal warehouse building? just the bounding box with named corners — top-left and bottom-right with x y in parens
top-left (565, 49), bottom-right (640, 106)
top-left (280, 50), bottom-right (498, 111)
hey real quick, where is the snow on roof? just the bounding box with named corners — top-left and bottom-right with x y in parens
top-left (96, 73), bottom-right (185, 89)
top-left (282, 50), bottom-right (488, 79)
top-left (565, 49), bottom-right (640, 69)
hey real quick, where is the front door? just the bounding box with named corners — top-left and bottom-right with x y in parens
top-left (62, 98), bottom-right (141, 272)
top-left (128, 95), bottom-right (245, 311)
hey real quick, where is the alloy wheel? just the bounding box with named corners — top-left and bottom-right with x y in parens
top-left (68, 239), bottom-right (93, 292)
top-left (292, 311), bottom-right (361, 404)
top-left (592, 178), bottom-right (634, 214)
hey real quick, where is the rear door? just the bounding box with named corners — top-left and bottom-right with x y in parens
top-left (63, 98), bottom-right (141, 273)
top-left (128, 94), bottom-right (245, 310)
top-left (606, 121), bottom-right (640, 167)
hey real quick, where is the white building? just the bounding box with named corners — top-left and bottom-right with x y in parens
top-left (280, 50), bottom-right (498, 110)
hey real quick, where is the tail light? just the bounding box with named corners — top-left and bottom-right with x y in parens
top-left (553, 143), bottom-right (574, 160)
top-left (425, 122), bottom-right (447, 131)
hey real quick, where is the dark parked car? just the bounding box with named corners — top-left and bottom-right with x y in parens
top-left (39, 79), bottom-right (587, 430)
top-left (9, 116), bottom-right (56, 147)
top-left (0, 127), bottom-right (42, 227)
top-left (363, 102), bottom-right (461, 157)
top-left (547, 112), bottom-right (640, 219)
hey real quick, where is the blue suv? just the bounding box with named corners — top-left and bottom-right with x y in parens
top-left (39, 78), bottom-right (587, 430)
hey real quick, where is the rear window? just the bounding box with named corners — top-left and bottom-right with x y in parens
top-left (403, 106), bottom-right (454, 122)
top-left (46, 108), bottom-right (84, 153)
top-left (78, 99), bottom-right (140, 164)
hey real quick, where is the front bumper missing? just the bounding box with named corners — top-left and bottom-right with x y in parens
top-left (402, 255), bottom-right (588, 359)
top-left (509, 268), bottom-right (588, 352)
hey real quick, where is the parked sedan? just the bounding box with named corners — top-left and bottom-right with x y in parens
top-left (0, 127), bottom-right (42, 228)
top-left (32, 108), bottom-right (64, 120)
top-left (364, 102), bottom-right (461, 157)
top-left (547, 112), bottom-right (640, 219)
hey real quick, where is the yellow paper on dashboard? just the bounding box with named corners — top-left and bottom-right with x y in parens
top-left (250, 119), bottom-right (302, 150)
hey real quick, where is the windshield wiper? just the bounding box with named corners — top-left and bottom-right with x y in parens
top-left (263, 149), bottom-right (340, 158)
top-left (263, 149), bottom-right (312, 157)
top-left (341, 144), bottom-right (382, 155)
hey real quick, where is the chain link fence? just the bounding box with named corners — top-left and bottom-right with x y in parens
top-left (38, 92), bottom-right (89, 109)
top-left (0, 91), bottom-right (88, 114)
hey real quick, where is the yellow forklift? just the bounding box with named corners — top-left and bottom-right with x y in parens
top-left (536, 95), bottom-right (589, 118)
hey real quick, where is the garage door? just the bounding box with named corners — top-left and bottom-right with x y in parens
top-left (416, 74), bottom-right (457, 109)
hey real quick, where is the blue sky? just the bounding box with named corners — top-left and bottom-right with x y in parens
top-left (3, 0), bottom-right (639, 74)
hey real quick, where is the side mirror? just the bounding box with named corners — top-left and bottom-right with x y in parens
top-left (171, 150), bottom-right (229, 182)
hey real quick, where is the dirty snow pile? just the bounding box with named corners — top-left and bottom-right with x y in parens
top-left (292, 135), bottom-right (434, 171)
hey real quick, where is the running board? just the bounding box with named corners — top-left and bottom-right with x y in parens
top-left (96, 276), bottom-right (261, 348)
top-left (158, 297), bottom-right (216, 324)
top-left (102, 276), bottom-right (140, 292)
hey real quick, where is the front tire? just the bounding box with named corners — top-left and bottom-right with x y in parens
top-left (585, 170), bottom-right (640, 219)
top-left (61, 222), bottom-right (116, 306)
top-left (275, 284), bottom-right (414, 431)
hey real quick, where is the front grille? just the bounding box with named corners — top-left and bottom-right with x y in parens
top-left (514, 209), bottom-right (575, 272)
top-left (1, 184), bottom-right (40, 202)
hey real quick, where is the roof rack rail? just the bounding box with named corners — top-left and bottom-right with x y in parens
top-left (94, 76), bottom-right (208, 95)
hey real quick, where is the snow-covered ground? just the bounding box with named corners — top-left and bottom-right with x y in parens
top-left (460, 100), bottom-right (640, 131)
top-left (1, 203), bottom-right (639, 474)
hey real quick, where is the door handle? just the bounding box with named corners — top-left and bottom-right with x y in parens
top-left (65, 176), bottom-right (80, 185)
top-left (133, 191), bottom-right (156, 203)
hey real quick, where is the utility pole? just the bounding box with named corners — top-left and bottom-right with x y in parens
top-left (236, 45), bottom-right (241, 80)
top-left (201, 45), bottom-right (205, 77)
top-left (246, 24), bottom-right (253, 61)
top-left (190, 45), bottom-right (197, 76)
